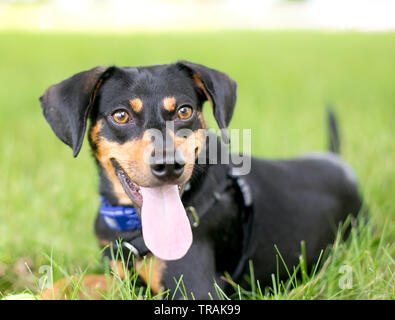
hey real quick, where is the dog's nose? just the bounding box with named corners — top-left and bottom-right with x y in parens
top-left (150, 150), bottom-right (185, 181)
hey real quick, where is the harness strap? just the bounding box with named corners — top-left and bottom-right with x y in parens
top-left (228, 172), bottom-right (255, 283)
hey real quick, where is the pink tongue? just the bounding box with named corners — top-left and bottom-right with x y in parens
top-left (140, 185), bottom-right (192, 261)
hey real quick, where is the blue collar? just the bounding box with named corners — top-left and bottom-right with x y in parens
top-left (99, 196), bottom-right (142, 231)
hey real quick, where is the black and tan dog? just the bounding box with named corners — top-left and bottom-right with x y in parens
top-left (39, 61), bottom-right (362, 299)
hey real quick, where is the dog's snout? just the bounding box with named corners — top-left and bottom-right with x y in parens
top-left (151, 162), bottom-right (185, 180)
top-left (150, 150), bottom-right (185, 181)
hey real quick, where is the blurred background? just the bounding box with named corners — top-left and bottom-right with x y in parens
top-left (0, 0), bottom-right (394, 299)
top-left (1, 0), bottom-right (395, 32)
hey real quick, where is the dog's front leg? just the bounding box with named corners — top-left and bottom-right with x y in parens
top-left (159, 240), bottom-right (224, 300)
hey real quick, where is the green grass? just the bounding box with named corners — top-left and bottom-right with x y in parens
top-left (0, 30), bottom-right (394, 300)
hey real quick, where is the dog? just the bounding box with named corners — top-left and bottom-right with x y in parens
top-left (39, 61), bottom-right (362, 299)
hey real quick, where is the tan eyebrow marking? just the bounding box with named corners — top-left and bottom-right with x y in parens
top-left (129, 98), bottom-right (143, 113)
top-left (163, 96), bottom-right (176, 112)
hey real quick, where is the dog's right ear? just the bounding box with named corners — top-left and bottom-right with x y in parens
top-left (39, 66), bottom-right (112, 157)
top-left (176, 61), bottom-right (237, 144)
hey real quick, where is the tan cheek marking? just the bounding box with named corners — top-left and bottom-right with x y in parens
top-left (129, 98), bottom-right (143, 113)
top-left (135, 255), bottom-right (166, 295)
top-left (89, 120), bottom-right (102, 148)
top-left (169, 129), bottom-right (206, 164)
top-left (90, 121), bottom-right (130, 205)
top-left (163, 96), bottom-right (176, 112)
top-left (174, 129), bottom-right (205, 189)
top-left (90, 122), bottom-right (153, 205)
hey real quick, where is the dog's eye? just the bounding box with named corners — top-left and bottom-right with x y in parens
top-left (177, 106), bottom-right (193, 120)
top-left (112, 110), bottom-right (130, 124)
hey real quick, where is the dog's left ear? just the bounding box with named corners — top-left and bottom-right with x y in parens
top-left (39, 66), bottom-right (111, 157)
top-left (177, 61), bottom-right (237, 143)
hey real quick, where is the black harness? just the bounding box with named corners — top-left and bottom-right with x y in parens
top-left (227, 172), bottom-right (255, 282)
top-left (101, 169), bottom-right (255, 284)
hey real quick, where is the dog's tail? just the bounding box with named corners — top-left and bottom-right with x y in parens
top-left (327, 104), bottom-right (340, 154)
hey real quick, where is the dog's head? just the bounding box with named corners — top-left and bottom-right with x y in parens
top-left (40, 61), bottom-right (237, 260)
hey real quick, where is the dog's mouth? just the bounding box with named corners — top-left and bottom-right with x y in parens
top-left (110, 158), bottom-right (192, 261)
top-left (111, 158), bottom-right (144, 209)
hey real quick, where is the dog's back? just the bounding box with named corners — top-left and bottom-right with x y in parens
top-left (232, 110), bottom-right (362, 283)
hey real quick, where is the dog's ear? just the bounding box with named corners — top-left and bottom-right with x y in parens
top-left (39, 66), bottom-right (111, 157)
top-left (176, 61), bottom-right (237, 143)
